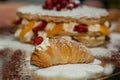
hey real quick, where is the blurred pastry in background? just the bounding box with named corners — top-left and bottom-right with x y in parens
top-left (114, 19), bottom-right (120, 33)
top-left (12, 0), bottom-right (111, 47)
top-left (108, 9), bottom-right (120, 33)
top-left (108, 9), bottom-right (120, 21)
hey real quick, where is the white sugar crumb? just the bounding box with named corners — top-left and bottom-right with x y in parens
top-left (18, 5), bottom-right (108, 19)
top-left (89, 48), bottom-right (111, 58)
top-left (35, 59), bottom-right (103, 79)
top-left (89, 33), bottom-right (120, 58)
top-left (103, 63), bottom-right (114, 75)
top-left (0, 35), bottom-right (34, 55)
top-left (57, 38), bottom-right (90, 54)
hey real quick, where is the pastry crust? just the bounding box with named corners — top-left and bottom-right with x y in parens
top-left (13, 5), bottom-right (110, 47)
top-left (73, 35), bottom-right (105, 47)
top-left (31, 38), bottom-right (94, 68)
top-left (17, 12), bottom-right (108, 24)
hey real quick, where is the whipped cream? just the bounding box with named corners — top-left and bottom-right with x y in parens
top-left (104, 21), bottom-right (110, 27)
top-left (18, 5), bottom-right (108, 19)
top-left (45, 22), bottom-right (56, 30)
top-left (88, 24), bottom-right (101, 32)
top-left (14, 29), bottom-right (22, 38)
top-left (63, 22), bottom-right (77, 33)
top-left (35, 32), bottom-right (50, 51)
top-left (24, 31), bottom-right (34, 42)
top-left (88, 21), bottom-right (110, 32)
top-left (21, 19), bottom-right (29, 25)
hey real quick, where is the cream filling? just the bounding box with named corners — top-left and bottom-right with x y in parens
top-left (63, 22), bottom-right (78, 33)
top-left (88, 24), bottom-right (101, 32)
top-left (78, 36), bottom-right (105, 40)
top-left (88, 21), bottom-right (109, 32)
top-left (104, 21), bottom-right (110, 27)
top-left (24, 31), bottom-right (34, 42)
top-left (15, 19), bottom-right (109, 42)
top-left (22, 19), bottom-right (29, 25)
top-left (20, 19), bottom-right (110, 33)
top-left (45, 22), bottom-right (56, 30)
top-left (35, 32), bottom-right (50, 51)
top-left (14, 29), bottom-right (22, 38)
top-left (15, 20), bottom-right (41, 40)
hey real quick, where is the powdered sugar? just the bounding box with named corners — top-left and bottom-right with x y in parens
top-left (34, 59), bottom-right (103, 79)
top-left (17, 5), bottom-right (108, 19)
top-left (0, 32), bottom-right (120, 79)
top-left (89, 33), bottom-right (120, 58)
top-left (0, 35), bottom-right (34, 56)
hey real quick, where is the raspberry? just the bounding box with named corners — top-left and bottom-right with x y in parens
top-left (73, 24), bottom-right (88, 33)
top-left (34, 36), bottom-right (43, 46)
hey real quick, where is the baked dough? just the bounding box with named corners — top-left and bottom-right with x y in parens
top-left (31, 38), bottom-right (94, 68)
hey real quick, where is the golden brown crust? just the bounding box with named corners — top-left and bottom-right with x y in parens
top-left (17, 12), bottom-right (108, 24)
top-left (73, 36), bottom-right (105, 47)
top-left (30, 38), bottom-right (94, 68)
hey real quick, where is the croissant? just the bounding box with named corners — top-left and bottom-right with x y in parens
top-left (30, 38), bottom-right (94, 68)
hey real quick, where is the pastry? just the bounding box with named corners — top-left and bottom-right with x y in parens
top-left (0, 32), bottom-right (103, 80)
top-left (31, 36), bottom-right (94, 68)
top-left (12, 0), bottom-right (111, 47)
top-left (1, 27), bottom-right (120, 80)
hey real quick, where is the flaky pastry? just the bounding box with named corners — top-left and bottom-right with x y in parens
top-left (31, 38), bottom-right (94, 68)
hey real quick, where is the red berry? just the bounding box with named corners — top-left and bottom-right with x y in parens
top-left (48, 6), bottom-right (54, 10)
top-left (69, 0), bottom-right (74, 3)
top-left (56, 4), bottom-right (61, 11)
top-left (13, 18), bottom-right (22, 25)
top-left (34, 36), bottom-right (43, 46)
top-left (73, 2), bottom-right (80, 8)
top-left (42, 4), bottom-right (48, 9)
top-left (32, 21), bottom-right (47, 34)
top-left (52, 0), bottom-right (58, 6)
top-left (61, 0), bottom-right (67, 8)
top-left (73, 24), bottom-right (88, 33)
top-left (45, 0), bottom-right (53, 10)
top-left (67, 3), bottom-right (74, 10)
top-left (66, 0), bottom-right (70, 3)
top-left (58, 0), bottom-right (62, 5)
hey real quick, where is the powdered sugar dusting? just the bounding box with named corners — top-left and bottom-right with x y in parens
top-left (17, 5), bottom-right (108, 19)
top-left (89, 33), bottom-right (120, 58)
top-left (0, 32), bottom-right (120, 79)
top-left (0, 35), bottom-right (34, 57)
top-left (34, 59), bottom-right (103, 79)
